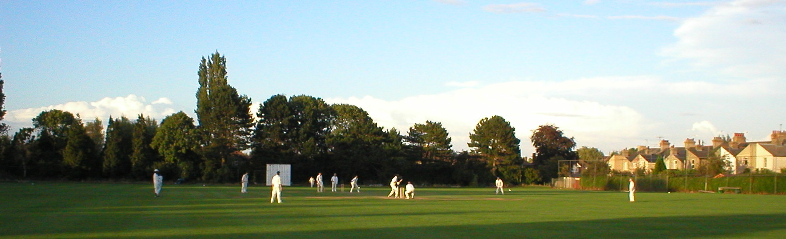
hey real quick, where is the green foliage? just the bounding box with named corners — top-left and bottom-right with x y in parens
top-left (653, 156), bottom-right (667, 174)
top-left (130, 115), bottom-right (160, 180)
top-left (151, 112), bottom-right (199, 180)
top-left (523, 167), bottom-right (541, 185)
top-left (530, 124), bottom-right (577, 183)
top-left (468, 115), bottom-right (521, 181)
top-left (103, 116), bottom-right (134, 179)
top-left (195, 52), bottom-right (253, 182)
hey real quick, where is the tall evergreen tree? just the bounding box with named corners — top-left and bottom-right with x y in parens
top-left (130, 114), bottom-right (159, 180)
top-left (195, 52), bottom-right (253, 181)
top-left (63, 120), bottom-right (99, 179)
top-left (405, 121), bottom-right (453, 163)
top-left (467, 115), bottom-right (521, 183)
top-left (103, 116), bottom-right (134, 179)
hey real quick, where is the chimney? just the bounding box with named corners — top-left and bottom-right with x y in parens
top-left (731, 133), bottom-right (746, 149)
top-left (684, 138), bottom-right (696, 149)
top-left (659, 140), bottom-right (670, 150)
top-left (637, 145), bottom-right (648, 153)
top-left (712, 137), bottom-right (725, 148)
top-left (771, 130), bottom-right (786, 145)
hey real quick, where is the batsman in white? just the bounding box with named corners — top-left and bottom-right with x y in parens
top-left (405, 181), bottom-right (415, 199)
top-left (316, 173), bottom-right (324, 192)
top-left (350, 175), bottom-right (360, 193)
top-left (153, 169), bottom-right (163, 197)
top-left (495, 177), bottom-right (504, 195)
top-left (241, 172), bottom-right (249, 193)
top-left (388, 174), bottom-right (402, 198)
top-left (271, 171), bottom-right (283, 203)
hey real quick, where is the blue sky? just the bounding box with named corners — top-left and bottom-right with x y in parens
top-left (2, 0), bottom-right (785, 155)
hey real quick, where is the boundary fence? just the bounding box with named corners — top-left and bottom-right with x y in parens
top-left (560, 174), bottom-right (786, 194)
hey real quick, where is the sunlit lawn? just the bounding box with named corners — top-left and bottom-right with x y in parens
top-left (1, 181), bottom-right (785, 238)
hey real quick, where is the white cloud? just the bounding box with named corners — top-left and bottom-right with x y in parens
top-left (326, 74), bottom-right (784, 155)
top-left (584, 0), bottom-right (601, 5)
top-left (6, 94), bottom-right (178, 127)
top-left (650, 1), bottom-right (720, 7)
top-left (691, 120), bottom-right (721, 136)
top-left (557, 13), bottom-right (601, 19)
top-left (445, 81), bottom-right (480, 88)
top-left (433, 0), bottom-right (466, 5)
top-left (661, 0), bottom-right (786, 79)
top-left (607, 15), bottom-right (682, 21)
top-left (327, 79), bottom-right (649, 154)
top-left (483, 3), bottom-right (546, 14)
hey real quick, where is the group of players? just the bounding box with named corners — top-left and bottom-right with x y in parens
top-left (153, 170), bottom-right (508, 203)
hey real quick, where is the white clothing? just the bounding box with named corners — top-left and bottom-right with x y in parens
top-left (629, 180), bottom-right (636, 202)
top-left (331, 175), bottom-right (338, 192)
top-left (316, 174), bottom-right (324, 192)
top-left (388, 176), bottom-right (400, 197)
top-left (309, 177), bottom-right (315, 188)
top-left (350, 176), bottom-right (360, 193)
top-left (495, 178), bottom-right (504, 195)
top-left (271, 174), bottom-right (282, 203)
top-left (405, 183), bottom-right (415, 199)
top-left (153, 173), bottom-right (163, 196)
top-left (241, 173), bottom-right (249, 193)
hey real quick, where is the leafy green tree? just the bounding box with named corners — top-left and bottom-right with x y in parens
top-left (252, 94), bottom-right (292, 165)
top-left (10, 128), bottom-right (35, 178)
top-left (468, 115), bottom-right (522, 183)
top-left (32, 110), bottom-right (79, 177)
top-left (653, 156), bottom-right (667, 174)
top-left (698, 147), bottom-right (727, 176)
top-left (63, 120), bottom-right (100, 179)
top-left (0, 72), bottom-right (7, 134)
top-left (151, 112), bottom-right (199, 180)
top-left (130, 114), bottom-right (159, 180)
top-left (195, 52), bottom-right (253, 182)
top-left (405, 121), bottom-right (453, 163)
top-left (577, 146), bottom-right (608, 177)
top-left (288, 95), bottom-right (332, 161)
top-left (84, 118), bottom-right (104, 156)
top-left (103, 116), bottom-right (134, 179)
top-left (327, 104), bottom-right (387, 182)
top-left (531, 124), bottom-right (577, 183)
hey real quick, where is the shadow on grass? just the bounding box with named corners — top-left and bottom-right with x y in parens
top-left (8, 213), bottom-right (785, 239)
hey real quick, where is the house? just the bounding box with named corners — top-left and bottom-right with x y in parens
top-left (608, 133), bottom-right (750, 174)
top-left (735, 131), bottom-right (786, 173)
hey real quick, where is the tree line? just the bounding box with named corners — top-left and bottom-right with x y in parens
top-left (0, 52), bottom-right (580, 185)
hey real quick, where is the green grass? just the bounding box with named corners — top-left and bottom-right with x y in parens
top-left (1, 182), bottom-right (785, 238)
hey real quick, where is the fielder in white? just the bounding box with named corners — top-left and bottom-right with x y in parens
top-left (405, 181), bottom-right (415, 199)
top-left (241, 172), bottom-right (249, 193)
top-left (350, 175), bottom-right (360, 193)
top-left (309, 177), bottom-right (315, 188)
top-left (495, 177), bottom-right (504, 195)
top-left (387, 175), bottom-right (402, 198)
top-left (331, 173), bottom-right (338, 192)
top-left (153, 169), bottom-right (163, 197)
top-left (316, 173), bottom-right (324, 192)
top-left (628, 178), bottom-right (636, 202)
top-left (271, 171), bottom-right (282, 203)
